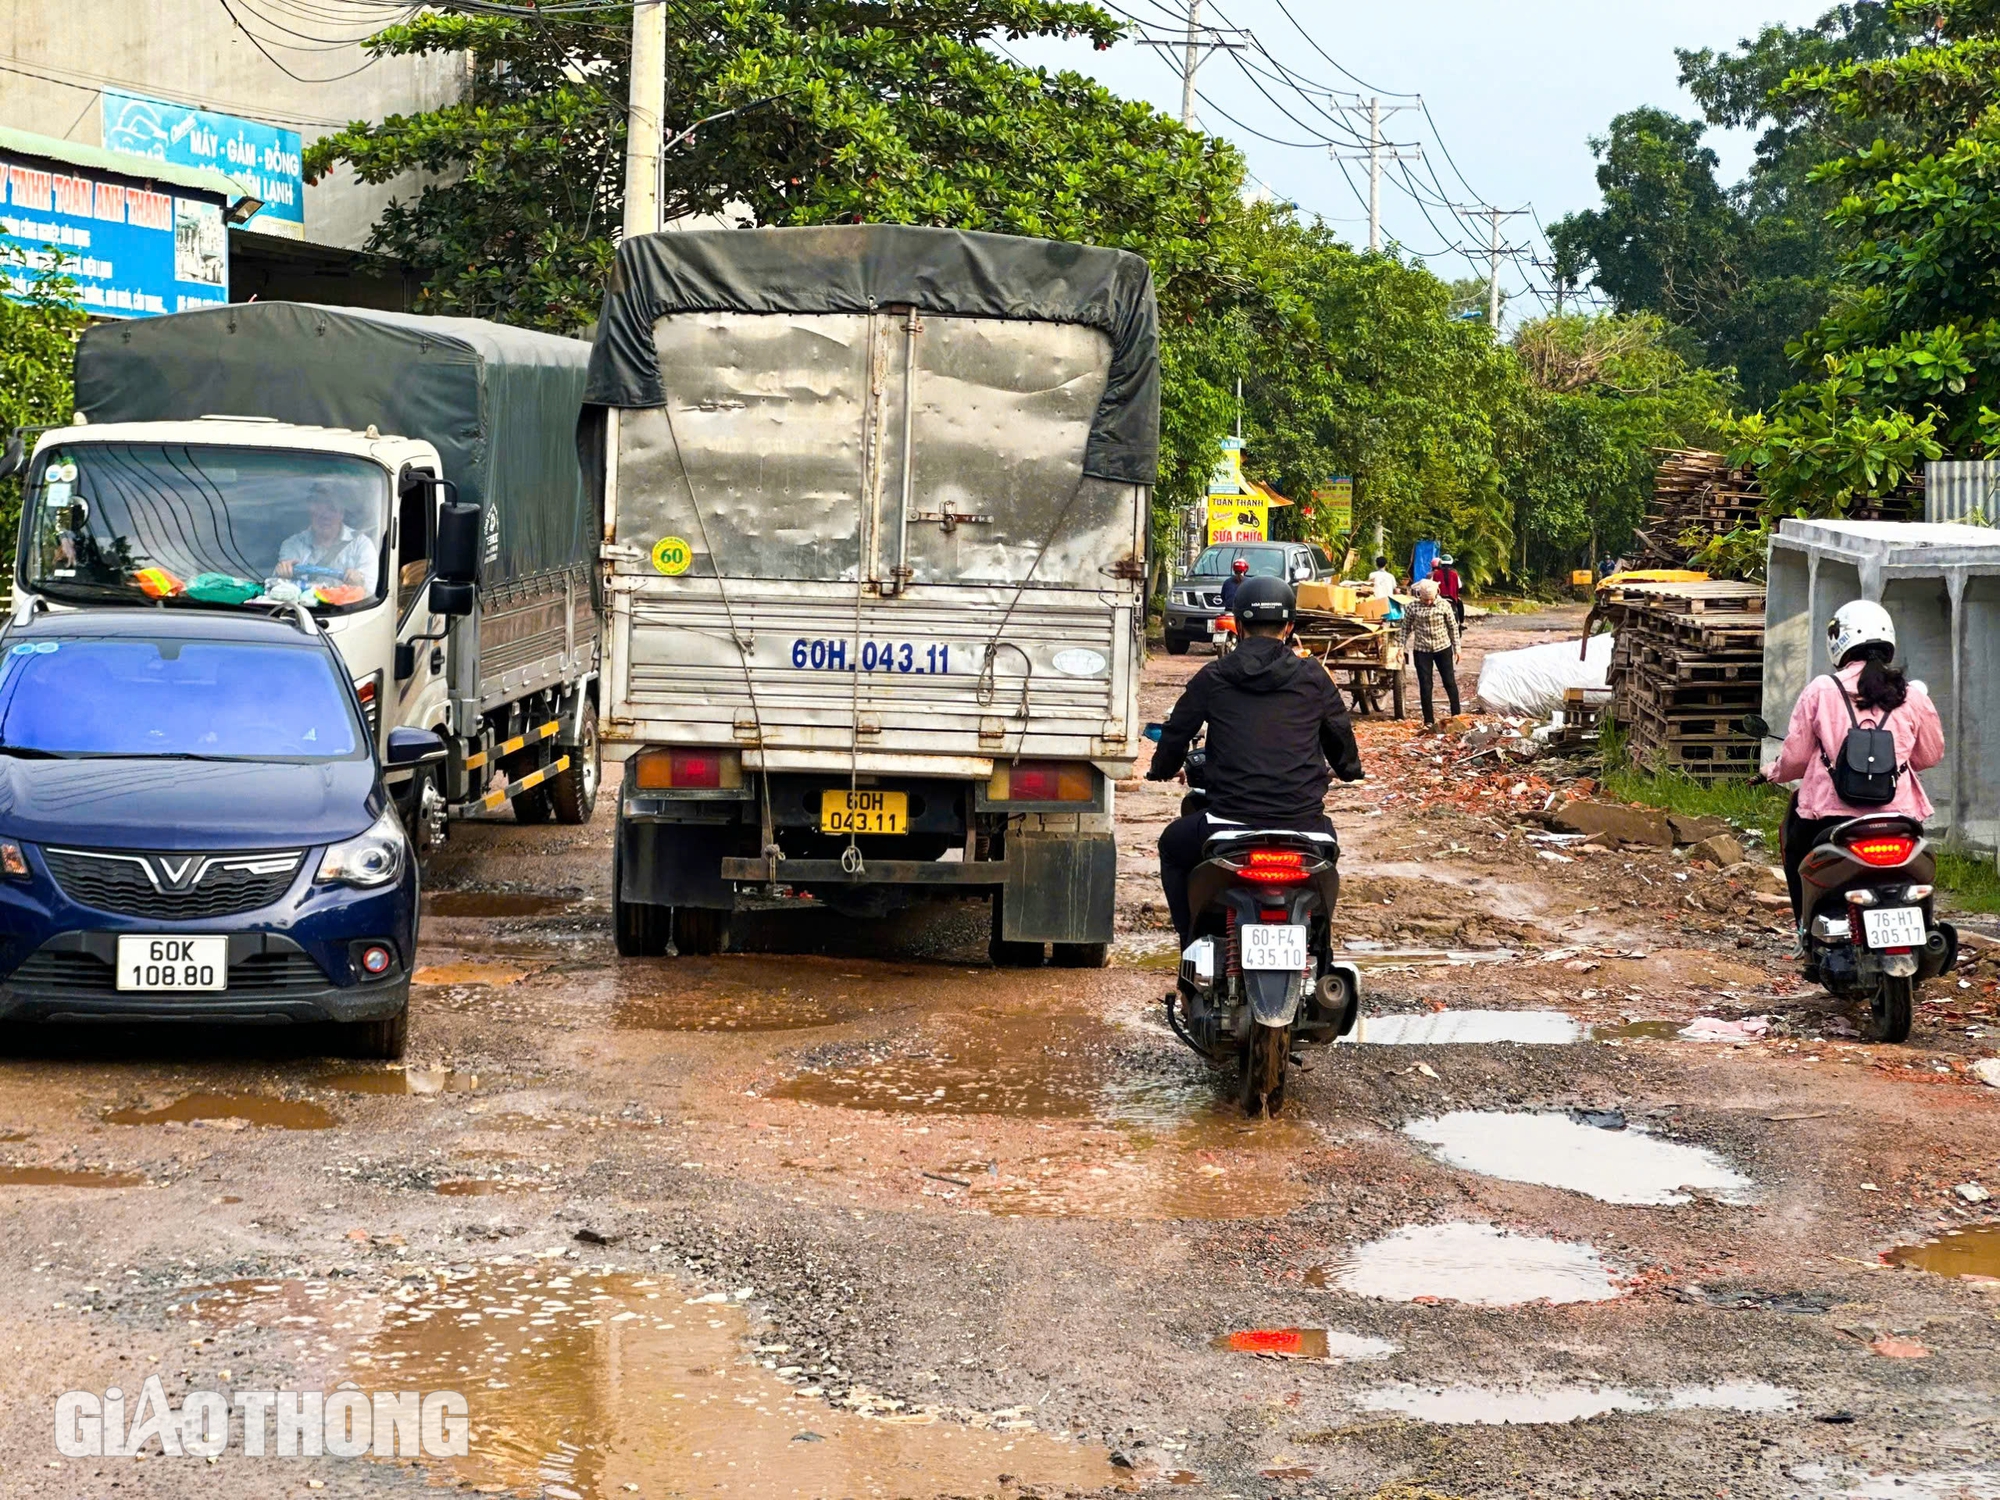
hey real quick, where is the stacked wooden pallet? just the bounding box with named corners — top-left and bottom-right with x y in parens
top-left (1637, 450), bottom-right (1763, 564)
top-left (1600, 578), bottom-right (1766, 780)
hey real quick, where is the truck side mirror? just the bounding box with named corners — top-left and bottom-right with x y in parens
top-left (0, 434), bottom-right (24, 481)
top-left (1739, 714), bottom-right (1770, 739)
top-left (435, 491), bottom-right (482, 587)
top-left (430, 579), bottom-right (475, 618)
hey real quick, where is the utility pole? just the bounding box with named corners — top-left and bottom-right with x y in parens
top-left (622, 0), bottom-right (666, 238)
top-left (1139, 2), bottom-right (1246, 131)
top-left (1482, 206), bottom-right (1528, 330)
top-left (1331, 98), bottom-right (1419, 253)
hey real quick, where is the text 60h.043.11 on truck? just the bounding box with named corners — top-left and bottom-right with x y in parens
top-left (586, 226), bottom-right (1156, 964)
top-left (4, 304), bottom-right (602, 845)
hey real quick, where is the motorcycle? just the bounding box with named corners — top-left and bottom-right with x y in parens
top-left (1747, 715), bottom-right (1956, 1043)
top-left (1147, 724), bottom-right (1360, 1115)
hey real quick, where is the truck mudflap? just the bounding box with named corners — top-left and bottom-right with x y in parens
top-left (997, 833), bottom-right (1115, 945)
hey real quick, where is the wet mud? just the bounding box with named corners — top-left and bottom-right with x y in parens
top-left (1887, 1225), bottom-right (2000, 1280)
top-left (101, 1092), bottom-right (337, 1130)
top-left (0, 1166), bottom-right (145, 1188)
top-left (320, 1067), bottom-right (479, 1095)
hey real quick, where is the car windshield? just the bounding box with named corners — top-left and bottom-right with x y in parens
top-left (1191, 546), bottom-right (1288, 578)
top-left (0, 638), bottom-right (362, 761)
top-left (21, 443), bottom-right (389, 613)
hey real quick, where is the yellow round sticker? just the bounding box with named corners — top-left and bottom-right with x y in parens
top-left (651, 536), bottom-right (693, 576)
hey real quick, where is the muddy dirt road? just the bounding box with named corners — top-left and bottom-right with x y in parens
top-left (3, 608), bottom-right (1999, 1499)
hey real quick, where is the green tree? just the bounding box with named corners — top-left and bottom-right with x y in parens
top-left (0, 250), bottom-right (86, 575)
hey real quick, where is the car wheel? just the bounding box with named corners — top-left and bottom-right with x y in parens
top-left (549, 713), bottom-right (599, 825)
top-left (342, 1006), bottom-right (408, 1060)
top-left (1164, 634), bottom-right (1190, 657)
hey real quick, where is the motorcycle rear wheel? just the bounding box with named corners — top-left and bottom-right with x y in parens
top-left (1870, 975), bottom-right (1915, 1044)
top-left (1242, 1024), bottom-right (1289, 1118)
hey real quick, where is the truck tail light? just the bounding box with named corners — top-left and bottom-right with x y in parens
top-left (632, 748), bottom-right (742, 790)
top-left (989, 761), bottom-right (1093, 802)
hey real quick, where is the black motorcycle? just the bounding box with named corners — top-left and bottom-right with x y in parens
top-left (1148, 725), bottom-right (1359, 1115)
top-left (1747, 714), bottom-right (1956, 1043)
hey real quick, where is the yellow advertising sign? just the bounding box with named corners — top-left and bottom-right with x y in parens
top-left (1207, 496), bottom-right (1269, 545)
top-left (1208, 436), bottom-right (1248, 496)
top-left (1311, 476), bottom-right (1354, 534)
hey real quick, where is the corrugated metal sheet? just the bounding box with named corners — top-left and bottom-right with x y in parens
top-left (1924, 461), bottom-right (2000, 525)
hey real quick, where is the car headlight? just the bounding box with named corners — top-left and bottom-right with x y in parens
top-left (316, 809), bottom-right (407, 888)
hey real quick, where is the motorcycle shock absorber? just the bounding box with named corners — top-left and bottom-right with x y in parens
top-left (1225, 908), bottom-right (1241, 981)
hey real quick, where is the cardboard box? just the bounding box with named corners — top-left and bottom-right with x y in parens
top-left (1295, 580), bottom-right (1339, 613)
top-left (1354, 596), bottom-right (1391, 621)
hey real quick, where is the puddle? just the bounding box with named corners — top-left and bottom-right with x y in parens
top-left (1790, 1469), bottom-right (2000, 1499)
top-left (1211, 1327), bottom-right (1395, 1361)
top-left (178, 1266), bottom-right (1114, 1496)
top-left (0, 1166), bottom-right (145, 1188)
top-left (1328, 1222), bottom-right (1624, 1305)
top-left (427, 892), bottom-right (579, 919)
top-left (611, 956), bottom-right (933, 1033)
top-left (323, 1067), bottom-right (480, 1096)
top-left (1357, 1379), bottom-right (1795, 1426)
top-left (413, 962), bottom-right (529, 987)
top-left (1886, 1225), bottom-right (2000, 1280)
top-left (1404, 1111), bottom-right (1755, 1206)
top-left (1344, 1011), bottom-right (1579, 1045)
top-left (1590, 1019), bottom-right (1684, 1041)
top-left (103, 1093), bottom-right (336, 1130)
top-left (1340, 946), bottom-right (1521, 968)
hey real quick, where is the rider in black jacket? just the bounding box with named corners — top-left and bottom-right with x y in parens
top-left (1146, 575), bottom-right (1363, 942)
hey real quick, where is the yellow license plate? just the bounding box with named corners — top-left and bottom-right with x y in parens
top-left (820, 789), bottom-right (907, 835)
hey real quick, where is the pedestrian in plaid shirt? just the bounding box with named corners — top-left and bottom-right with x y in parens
top-left (1402, 579), bottom-right (1462, 727)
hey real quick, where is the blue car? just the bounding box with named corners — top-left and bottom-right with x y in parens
top-left (0, 608), bottom-right (439, 1057)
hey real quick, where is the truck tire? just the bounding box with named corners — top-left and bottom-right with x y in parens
top-left (1052, 942), bottom-right (1110, 969)
top-left (549, 714), bottom-right (599, 825)
top-left (507, 746), bottom-right (553, 824)
top-left (675, 906), bottom-right (731, 956)
top-left (988, 895), bottom-right (1045, 968)
top-left (613, 838), bottom-right (671, 956)
top-left (341, 1007), bottom-right (408, 1061)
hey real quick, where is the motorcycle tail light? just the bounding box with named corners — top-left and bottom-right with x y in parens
top-left (1240, 849), bottom-right (1306, 884)
top-left (1847, 834), bottom-right (1916, 867)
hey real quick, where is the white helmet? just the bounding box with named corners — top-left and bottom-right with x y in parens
top-left (1827, 599), bottom-right (1895, 666)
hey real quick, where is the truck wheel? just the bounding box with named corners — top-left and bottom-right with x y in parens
top-left (549, 715), bottom-right (599, 825)
top-left (613, 839), bottom-right (671, 956)
top-left (1051, 942), bottom-right (1110, 969)
top-left (676, 906), bottom-right (730, 956)
top-left (342, 1007), bottom-right (408, 1061)
top-left (1165, 635), bottom-right (1190, 657)
top-left (988, 896), bottom-right (1045, 967)
top-left (507, 747), bottom-right (553, 824)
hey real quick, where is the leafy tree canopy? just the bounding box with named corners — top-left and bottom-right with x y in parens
top-left (0, 251), bottom-right (86, 577)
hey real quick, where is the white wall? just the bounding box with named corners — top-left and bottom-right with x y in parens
top-left (0, 0), bottom-right (462, 251)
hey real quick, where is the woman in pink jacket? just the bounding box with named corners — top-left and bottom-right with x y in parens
top-left (1764, 600), bottom-right (1944, 939)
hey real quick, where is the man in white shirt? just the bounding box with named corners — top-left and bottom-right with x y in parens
top-left (1367, 556), bottom-right (1398, 600)
top-left (275, 484), bottom-right (378, 592)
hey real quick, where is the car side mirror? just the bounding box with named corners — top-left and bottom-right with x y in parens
top-left (1292, 565), bottom-right (1311, 582)
top-left (0, 434), bottom-right (24, 481)
top-left (1739, 714), bottom-right (1770, 739)
top-left (385, 726), bottom-right (447, 767)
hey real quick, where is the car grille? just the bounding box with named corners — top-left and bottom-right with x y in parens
top-left (8, 949), bottom-right (327, 998)
top-left (43, 847), bottom-right (303, 920)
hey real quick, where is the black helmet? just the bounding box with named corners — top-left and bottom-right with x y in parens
top-left (1232, 574), bottom-right (1296, 626)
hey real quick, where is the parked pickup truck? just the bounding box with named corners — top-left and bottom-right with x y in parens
top-left (585, 225), bottom-right (1156, 966)
top-left (3, 304), bottom-right (601, 847)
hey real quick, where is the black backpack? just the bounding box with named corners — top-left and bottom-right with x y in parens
top-left (1820, 677), bottom-right (1902, 805)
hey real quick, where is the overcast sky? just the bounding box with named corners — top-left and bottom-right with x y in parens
top-left (1003, 0), bottom-right (1837, 318)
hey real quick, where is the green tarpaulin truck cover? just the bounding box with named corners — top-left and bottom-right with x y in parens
top-left (73, 302), bottom-right (594, 588)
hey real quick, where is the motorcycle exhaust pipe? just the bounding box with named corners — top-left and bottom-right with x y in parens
top-left (1920, 926), bottom-right (1953, 979)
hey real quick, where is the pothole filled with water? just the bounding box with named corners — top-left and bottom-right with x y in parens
top-left (427, 892), bottom-right (581, 919)
top-left (0, 1165), bottom-right (146, 1188)
top-left (413, 962), bottom-right (530, 987)
top-left (1357, 1379), bottom-right (1795, 1425)
top-left (1404, 1111), bottom-right (1754, 1206)
top-left (1886, 1225), bottom-right (2000, 1280)
top-left (1211, 1327), bottom-right (1396, 1361)
top-left (1344, 1011), bottom-right (1580, 1045)
top-left (322, 1067), bottom-right (479, 1096)
top-left (1590, 1019), bottom-right (1685, 1041)
top-left (1325, 1222), bottom-right (1624, 1305)
top-left (103, 1093), bottom-right (336, 1130)
top-left (434, 1178), bottom-right (544, 1196)
top-left (170, 1265), bottom-right (1114, 1497)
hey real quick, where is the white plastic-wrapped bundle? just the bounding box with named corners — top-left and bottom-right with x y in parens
top-left (1476, 631), bottom-right (1614, 717)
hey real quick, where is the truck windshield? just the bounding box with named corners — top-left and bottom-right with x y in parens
top-left (21, 444), bottom-right (389, 613)
top-left (0, 638), bottom-right (361, 761)
top-left (1191, 546), bottom-right (1287, 578)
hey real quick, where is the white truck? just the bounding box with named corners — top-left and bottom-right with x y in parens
top-left (4, 303), bottom-right (602, 843)
top-left (586, 225), bottom-right (1156, 964)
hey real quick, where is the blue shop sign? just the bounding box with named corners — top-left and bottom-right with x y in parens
top-left (102, 89), bottom-right (302, 236)
top-left (1, 150), bottom-right (229, 317)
